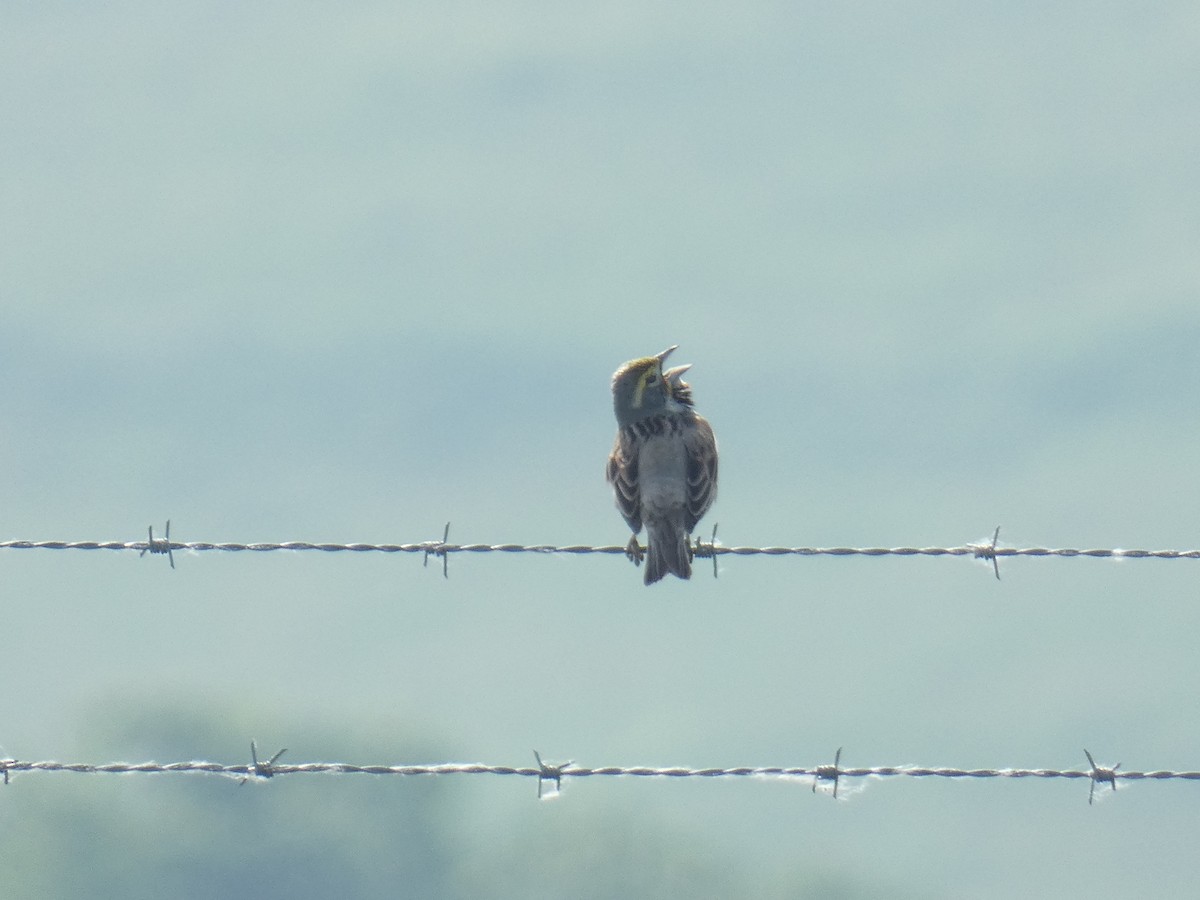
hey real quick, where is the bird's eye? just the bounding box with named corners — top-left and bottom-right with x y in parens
top-left (644, 373), bottom-right (659, 385)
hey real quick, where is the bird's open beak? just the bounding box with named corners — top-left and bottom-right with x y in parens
top-left (663, 364), bottom-right (692, 384)
top-left (654, 345), bottom-right (679, 363)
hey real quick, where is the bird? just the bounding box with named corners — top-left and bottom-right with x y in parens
top-left (606, 345), bottom-right (718, 584)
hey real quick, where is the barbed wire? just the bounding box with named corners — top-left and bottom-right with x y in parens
top-left (0, 745), bottom-right (1189, 804)
top-left (3, 522), bottom-right (1200, 579)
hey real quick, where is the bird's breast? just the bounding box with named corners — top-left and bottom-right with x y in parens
top-left (635, 430), bottom-right (689, 516)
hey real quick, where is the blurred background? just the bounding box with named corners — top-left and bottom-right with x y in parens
top-left (3, 1), bottom-right (1199, 897)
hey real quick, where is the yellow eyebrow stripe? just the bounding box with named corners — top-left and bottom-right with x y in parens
top-left (631, 375), bottom-right (645, 408)
top-left (631, 368), bottom-right (655, 408)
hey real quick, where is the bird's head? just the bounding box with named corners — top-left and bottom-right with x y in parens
top-left (611, 345), bottom-right (694, 426)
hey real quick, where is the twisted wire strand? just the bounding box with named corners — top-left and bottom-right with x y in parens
top-left (3, 759), bottom-right (1196, 782)
top-left (0, 744), bottom-right (1180, 805)
top-left (4, 523), bottom-right (1199, 582)
top-left (3, 538), bottom-right (1199, 560)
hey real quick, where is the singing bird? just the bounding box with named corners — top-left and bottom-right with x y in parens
top-left (606, 346), bottom-right (718, 584)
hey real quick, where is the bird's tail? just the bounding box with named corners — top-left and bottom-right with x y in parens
top-left (644, 520), bottom-right (691, 584)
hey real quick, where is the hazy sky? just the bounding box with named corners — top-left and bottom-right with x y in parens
top-left (3, 3), bottom-right (1200, 897)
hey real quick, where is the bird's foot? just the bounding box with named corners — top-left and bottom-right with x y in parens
top-left (624, 535), bottom-right (644, 567)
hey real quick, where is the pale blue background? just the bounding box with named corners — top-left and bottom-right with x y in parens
top-left (3, 2), bottom-right (1199, 897)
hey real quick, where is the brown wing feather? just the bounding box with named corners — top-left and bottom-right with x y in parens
top-left (606, 429), bottom-right (642, 533)
top-left (683, 414), bottom-right (718, 533)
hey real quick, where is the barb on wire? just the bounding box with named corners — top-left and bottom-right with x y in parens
top-left (691, 523), bottom-right (721, 579)
top-left (972, 526), bottom-right (1002, 580)
top-left (2, 750), bottom-right (1198, 804)
top-left (423, 522), bottom-right (452, 578)
top-left (138, 520), bottom-right (175, 569)
top-left (813, 746), bottom-right (843, 798)
top-left (1084, 748), bottom-right (1120, 805)
top-left (4, 524), bottom-right (1200, 579)
top-left (241, 741), bottom-right (288, 785)
top-left (533, 750), bottom-right (572, 798)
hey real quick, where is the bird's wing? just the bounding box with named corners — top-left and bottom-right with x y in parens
top-left (683, 415), bottom-right (718, 533)
top-left (606, 430), bottom-right (642, 533)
